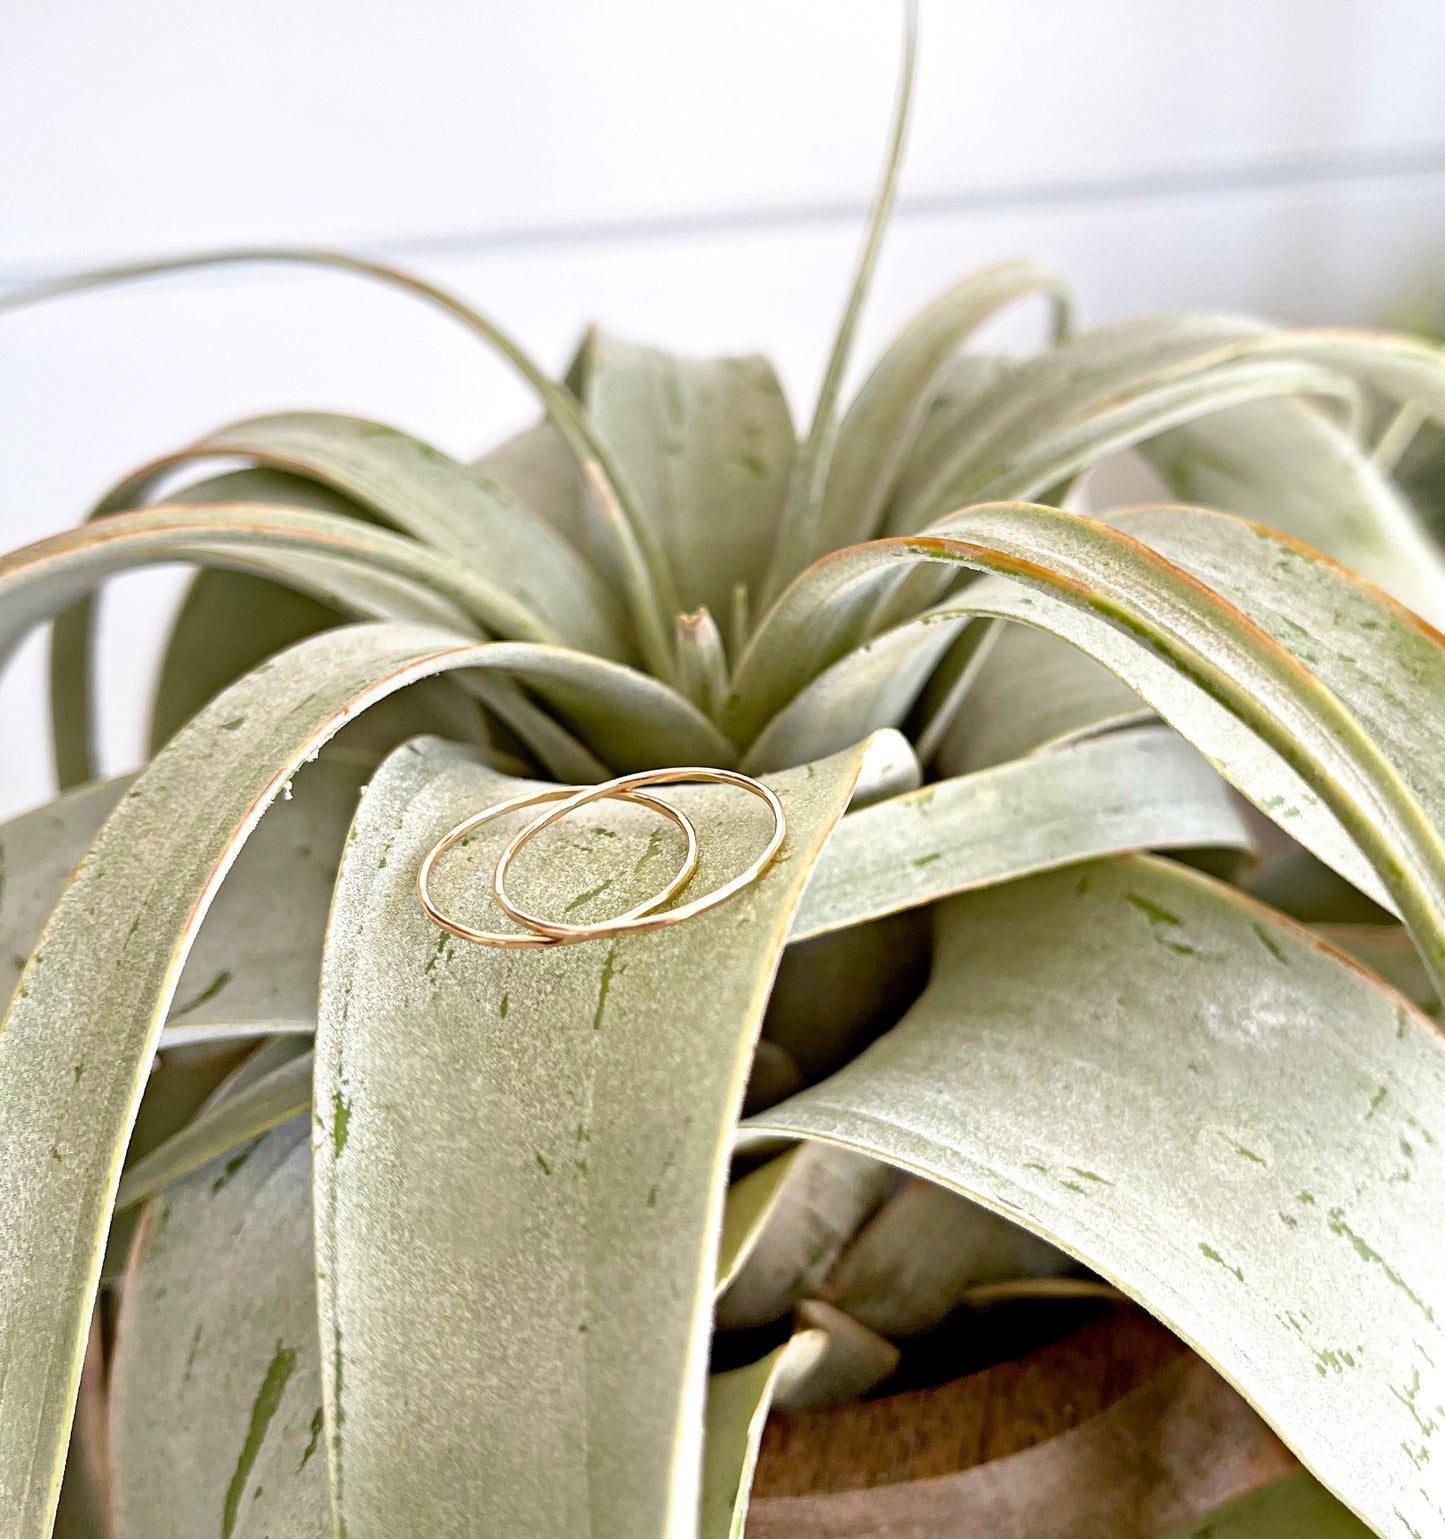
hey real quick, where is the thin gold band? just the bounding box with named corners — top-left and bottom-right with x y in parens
top-left (492, 767), bottom-right (785, 942)
top-left (416, 785), bottom-right (700, 949)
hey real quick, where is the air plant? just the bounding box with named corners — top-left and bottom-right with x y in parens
top-left (1, 9), bottom-right (1443, 1538)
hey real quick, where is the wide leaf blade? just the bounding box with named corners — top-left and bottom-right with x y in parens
top-left (745, 855), bottom-right (1445, 1539)
top-left (312, 734), bottom-right (874, 1539)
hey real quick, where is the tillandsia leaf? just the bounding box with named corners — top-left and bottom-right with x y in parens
top-left (812, 260), bottom-right (1072, 556)
top-left (1314, 924), bottom-right (1439, 1017)
top-left (906, 574), bottom-right (1385, 907)
top-left (311, 734), bottom-right (876, 1539)
top-left (51, 468), bottom-right (473, 784)
top-left (567, 332), bottom-right (795, 642)
top-left (1162, 1472), bottom-right (1376, 1538)
top-left (715, 1148), bottom-right (806, 1298)
top-left (730, 503), bottom-right (1445, 992)
top-left (0, 500), bottom-right (554, 664)
top-left (758, 0), bottom-right (917, 606)
top-left (699, 1333), bottom-right (826, 1539)
top-left (675, 608), bottom-right (730, 718)
top-left (880, 314), bottom-right (1278, 532)
top-left (109, 1119), bottom-right (327, 1539)
top-left (175, 413), bottom-right (628, 657)
top-left (1143, 396), bottom-right (1445, 627)
top-left (1, 245), bottom-right (677, 674)
top-left (740, 605), bottom-right (971, 771)
top-left (972, 358), bottom-right (1363, 505)
top-left (114, 1049), bottom-right (313, 1212)
top-left (928, 623), bottom-right (1151, 776)
top-left (715, 1144), bottom-right (902, 1332)
top-left (0, 776), bottom-right (129, 1008)
top-left (821, 1177), bottom-right (1073, 1338)
top-left (744, 854), bottom-right (1445, 1539)
top-left (0, 618), bottom-right (692, 1539)
top-left (774, 1299), bottom-right (901, 1409)
top-left (789, 725), bottom-right (1252, 943)
top-left (0, 505), bottom-right (732, 768)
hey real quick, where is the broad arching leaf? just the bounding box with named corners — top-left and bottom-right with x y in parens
top-left (744, 854), bottom-right (1445, 1539)
top-left (311, 734), bottom-right (876, 1539)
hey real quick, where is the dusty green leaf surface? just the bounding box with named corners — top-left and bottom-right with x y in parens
top-left (732, 503), bottom-right (1445, 989)
top-left (745, 854), bottom-right (1445, 1539)
top-left (0, 619), bottom-right (608, 1539)
top-left (1163, 1471), bottom-right (1376, 1538)
top-left (110, 1119), bottom-right (326, 1539)
top-left (312, 736), bottom-right (869, 1539)
top-left (571, 332), bottom-right (795, 633)
top-left (116, 1050), bottom-right (314, 1211)
top-left (790, 725), bottom-right (1252, 941)
top-left (0, 775), bottom-right (128, 1006)
top-left (700, 1335), bottom-right (824, 1539)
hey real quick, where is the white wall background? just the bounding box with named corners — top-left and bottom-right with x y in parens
top-left (3, 0), bottom-right (1445, 814)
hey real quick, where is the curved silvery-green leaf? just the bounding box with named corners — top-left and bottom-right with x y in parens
top-left (569, 331), bottom-right (795, 641)
top-left (741, 604), bottom-right (971, 770)
top-left (972, 359), bottom-right (1360, 505)
top-left (882, 314), bottom-right (1272, 531)
top-left (0, 507), bottom-right (733, 769)
top-left (143, 466), bottom-right (461, 753)
top-left (109, 1119), bottom-right (326, 1539)
top-left (811, 259), bottom-right (1071, 556)
top-left (0, 501), bottom-right (527, 670)
top-left (178, 413), bottom-right (627, 658)
top-left (1163, 1473), bottom-right (1375, 1538)
top-left (700, 1333), bottom-right (825, 1539)
top-left (929, 622), bottom-right (1150, 776)
top-left (311, 733), bottom-right (874, 1539)
top-left (744, 854), bottom-right (1445, 1539)
top-left (1144, 396), bottom-right (1445, 628)
top-left (714, 1149), bottom-right (805, 1298)
top-left (2, 244), bottom-right (676, 675)
top-left (115, 1050), bottom-right (313, 1212)
top-left (758, 0), bottom-right (917, 606)
top-left (730, 502), bottom-right (1445, 992)
top-left (789, 724), bottom-right (1253, 942)
top-left (0, 618), bottom-right (723, 1539)
top-left (0, 776), bottom-right (129, 1008)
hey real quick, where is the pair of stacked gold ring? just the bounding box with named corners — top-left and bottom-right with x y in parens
top-left (416, 767), bottom-right (785, 948)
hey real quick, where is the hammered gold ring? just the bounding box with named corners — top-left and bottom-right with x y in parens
top-left (492, 767), bottom-right (785, 943)
top-left (416, 784), bottom-right (700, 949)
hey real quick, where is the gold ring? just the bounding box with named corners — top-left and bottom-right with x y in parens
top-left (492, 767), bottom-right (785, 942)
top-left (417, 785), bottom-right (700, 948)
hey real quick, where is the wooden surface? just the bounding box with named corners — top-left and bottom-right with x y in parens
top-left (747, 1305), bottom-right (1296, 1537)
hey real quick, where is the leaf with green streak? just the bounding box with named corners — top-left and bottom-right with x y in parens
top-left (1163, 1472), bottom-right (1376, 1538)
top-left (109, 1119), bottom-right (326, 1539)
top-left (814, 260), bottom-right (1070, 555)
top-left (0, 618), bottom-right (694, 1539)
top-left (311, 734), bottom-right (875, 1539)
top-left (700, 1334), bottom-right (825, 1539)
top-left (115, 1050), bottom-right (314, 1212)
top-left (744, 854), bottom-right (1445, 1539)
top-left (790, 724), bottom-right (1252, 941)
top-left (569, 332), bottom-right (795, 642)
top-left (1143, 396), bottom-right (1445, 627)
top-left (730, 502), bottom-right (1445, 992)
